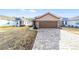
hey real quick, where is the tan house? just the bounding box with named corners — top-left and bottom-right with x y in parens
top-left (33, 12), bottom-right (62, 28)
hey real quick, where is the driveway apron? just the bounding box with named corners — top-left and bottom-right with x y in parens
top-left (32, 28), bottom-right (60, 50)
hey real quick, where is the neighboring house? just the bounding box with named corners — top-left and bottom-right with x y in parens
top-left (63, 17), bottom-right (79, 27)
top-left (33, 12), bottom-right (62, 28)
top-left (15, 17), bottom-right (21, 27)
top-left (0, 16), bottom-right (32, 27)
top-left (62, 18), bottom-right (69, 26)
top-left (21, 17), bottom-right (32, 26)
top-left (0, 16), bottom-right (20, 26)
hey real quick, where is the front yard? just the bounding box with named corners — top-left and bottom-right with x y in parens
top-left (62, 27), bottom-right (79, 35)
top-left (60, 27), bottom-right (79, 50)
top-left (0, 26), bottom-right (37, 50)
top-left (1, 26), bottom-right (79, 50)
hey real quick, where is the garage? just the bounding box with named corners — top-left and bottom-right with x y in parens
top-left (39, 21), bottom-right (58, 28)
top-left (33, 12), bottom-right (61, 28)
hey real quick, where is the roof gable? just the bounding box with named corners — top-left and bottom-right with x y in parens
top-left (35, 12), bottom-right (60, 19)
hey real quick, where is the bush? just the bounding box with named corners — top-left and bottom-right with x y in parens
top-left (29, 25), bottom-right (33, 27)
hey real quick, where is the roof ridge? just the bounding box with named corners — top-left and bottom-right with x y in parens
top-left (35, 12), bottom-right (60, 19)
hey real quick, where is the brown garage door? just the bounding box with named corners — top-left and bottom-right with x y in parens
top-left (39, 21), bottom-right (58, 28)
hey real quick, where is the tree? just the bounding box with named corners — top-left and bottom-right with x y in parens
top-left (27, 18), bottom-right (33, 21)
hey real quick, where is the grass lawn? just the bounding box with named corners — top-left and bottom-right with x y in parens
top-left (0, 26), bottom-right (37, 50)
top-left (0, 26), bottom-right (21, 32)
top-left (62, 27), bottom-right (79, 35)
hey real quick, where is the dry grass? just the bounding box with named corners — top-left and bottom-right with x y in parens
top-left (62, 27), bottom-right (79, 35)
top-left (0, 27), bottom-right (37, 50)
top-left (0, 26), bottom-right (16, 28)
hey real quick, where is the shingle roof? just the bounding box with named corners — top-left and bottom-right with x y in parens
top-left (35, 12), bottom-right (60, 19)
top-left (69, 16), bottom-right (79, 21)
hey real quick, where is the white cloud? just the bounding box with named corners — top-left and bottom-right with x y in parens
top-left (29, 9), bottom-right (37, 12)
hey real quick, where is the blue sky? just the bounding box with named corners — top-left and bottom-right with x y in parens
top-left (0, 9), bottom-right (79, 18)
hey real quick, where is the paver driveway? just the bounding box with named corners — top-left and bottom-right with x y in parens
top-left (32, 28), bottom-right (60, 50)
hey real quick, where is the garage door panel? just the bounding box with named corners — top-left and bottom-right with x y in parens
top-left (39, 21), bottom-right (57, 28)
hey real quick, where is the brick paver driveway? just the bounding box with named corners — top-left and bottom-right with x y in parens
top-left (32, 28), bottom-right (60, 50)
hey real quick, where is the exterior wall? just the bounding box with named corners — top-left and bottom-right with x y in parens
top-left (36, 14), bottom-right (59, 21)
top-left (57, 20), bottom-right (61, 27)
top-left (20, 20), bottom-right (24, 26)
top-left (63, 21), bottom-right (66, 26)
top-left (20, 17), bottom-right (33, 26)
top-left (16, 20), bottom-right (21, 27)
top-left (64, 20), bottom-right (79, 27)
top-left (23, 20), bottom-right (32, 26)
top-left (35, 21), bottom-right (39, 28)
top-left (0, 20), bottom-right (17, 26)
